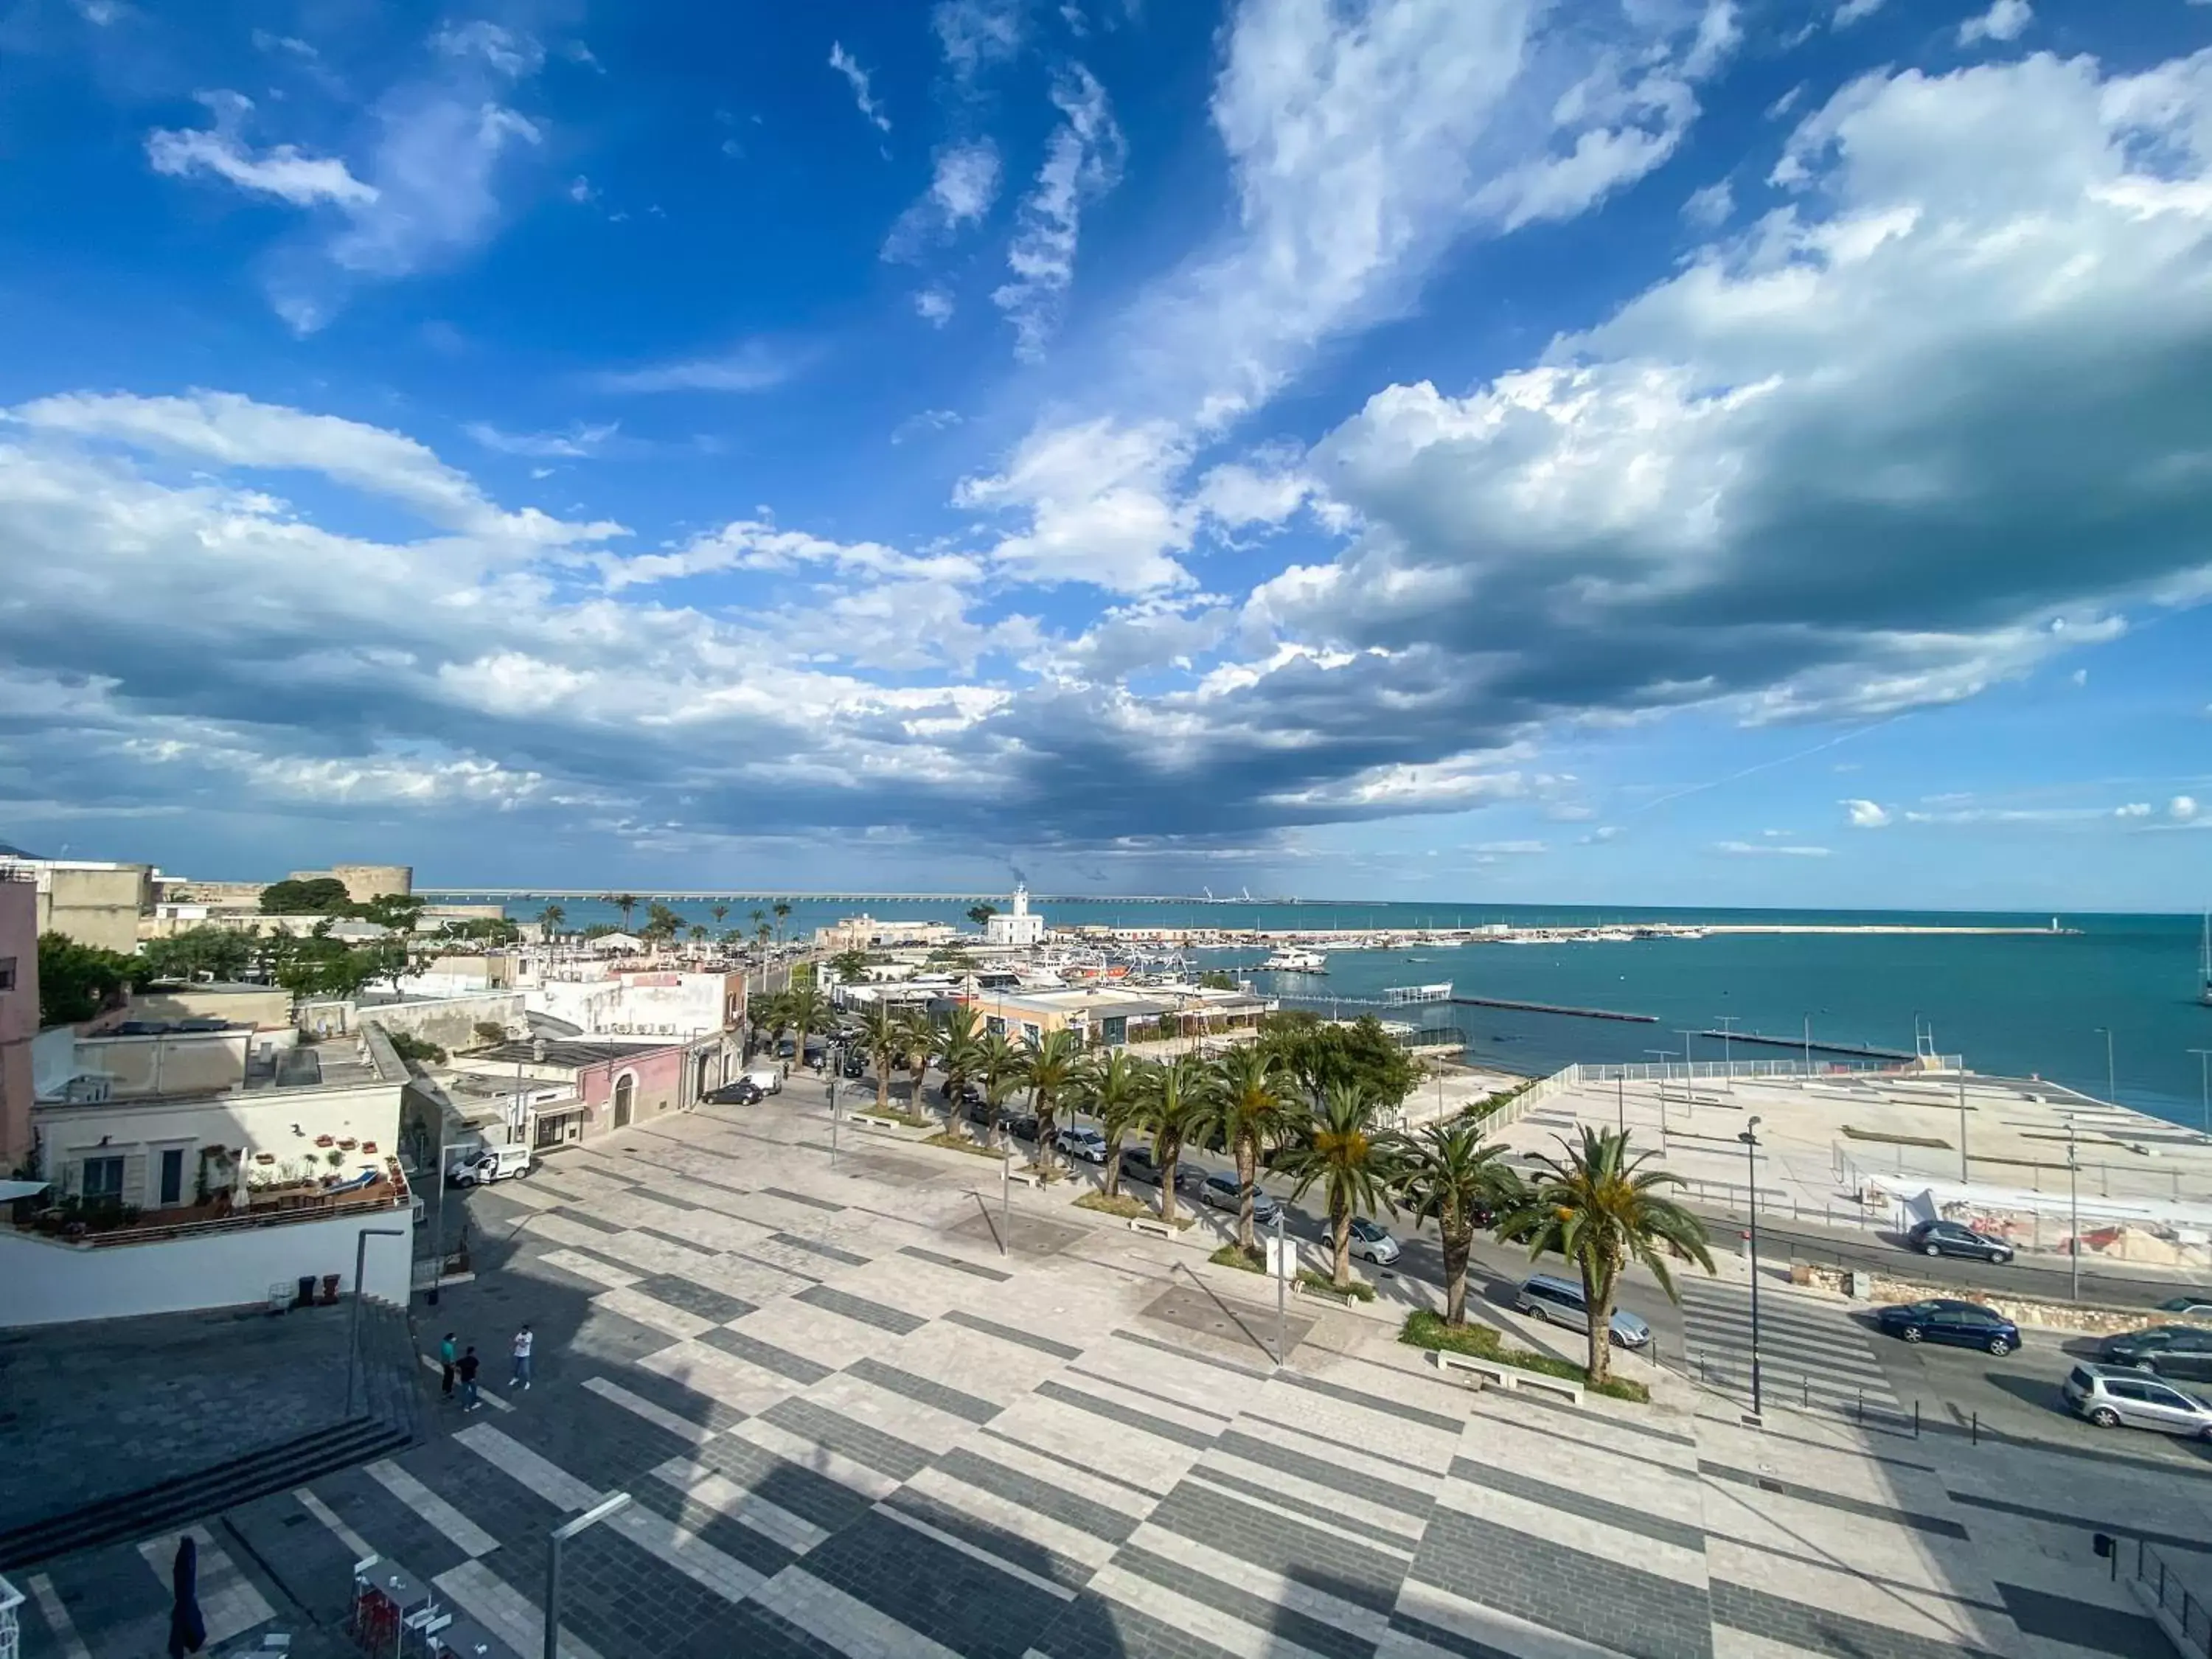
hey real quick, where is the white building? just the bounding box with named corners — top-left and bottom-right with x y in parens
top-left (524, 967), bottom-right (743, 1040)
top-left (983, 885), bottom-right (1046, 947)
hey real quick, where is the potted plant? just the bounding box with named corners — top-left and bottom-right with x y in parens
top-left (319, 1273), bottom-right (341, 1304)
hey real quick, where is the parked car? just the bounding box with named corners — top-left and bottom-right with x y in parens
top-left (1348, 1217), bottom-right (1399, 1265)
top-left (1874, 1298), bottom-right (2019, 1355)
top-left (1906, 1218), bottom-right (2014, 1265)
top-left (741, 1065), bottom-right (782, 1095)
top-left (840, 1052), bottom-right (866, 1079)
top-left (1172, 1164), bottom-right (1210, 1199)
top-left (1119, 1145), bottom-right (1161, 1186)
top-left (449, 1144), bottom-right (533, 1187)
top-left (2155, 1294), bottom-right (2212, 1318)
top-left (2098, 1325), bottom-right (2212, 1380)
top-left (705, 1079), bottom-right (764, 1106)
top-left (2065, 1363), bottom-right (2212, 1438)
top-left (1000, 1112), bottom-right (1040, 1142)
top-left (961, 1096), bottom-right (996, 1127)
top-left (1057, 1127), bottom-right (1109, 1164)
top-left (1199, 1171), bottom-right (1281, 1224)
top-left (1514, 1273), bottom-right (1651, 1349)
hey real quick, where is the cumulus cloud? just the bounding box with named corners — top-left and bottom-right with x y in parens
top-left (993, 65), bottom-right (1123, 360)
top-left (884, 141), bottom-right (1003, 260)
top-left (147, 93), bottom-right (376, 206)
top-left (2115, 801), bottom-right (2152, 818)
top-left (1843, 799), bottom-right (1891, 827)
top-left (1958, 1), bottom-right (2031, 48)
top-left (2174, 795), bottom-right (2202, 822)
top-left (1833, 0), bottom-right (1884, 25)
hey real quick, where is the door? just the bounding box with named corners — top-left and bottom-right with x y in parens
top-left (2135, 1381), bottom-right (2206, 1433)
top-left (2168, 1333), bottom-right (2212, 1382)
top-left (81, 1155), bottom-right (125, 1203)
top-left (613, 1074), bottom-right (635, 1128)
top-left (158, 1148), bottom-right (184, 1208)
top-left (1932, 1307), bottom-right (1983, 1347)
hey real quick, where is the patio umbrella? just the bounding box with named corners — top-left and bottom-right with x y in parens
top-left (167, 1535), bottom-right (206, 1658)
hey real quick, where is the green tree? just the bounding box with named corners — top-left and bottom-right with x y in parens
top-left (749, 907), bottom-right (767, 939)
top-left (1387, 1121), bottom-right (1521, 1326)
top-left (827, 947), bottom-right (872, 984)
top-left (933, 1005), bottom-right (986, 1135)
top-left (1197, 1044), bottom-right (1299, 1253)
top-left (755, 922), bottom-right (772, 949)
top-left (140, 925), bottom-right (251, 983)
top-left (1078, 1049), bottom-right (1149, 1199)
top-left (538, 902), bottom-right (566, 936)
top-left (975, 1029), bottom-right (1027, 1136)
top-left (1023, 1029), bottom-right (1080, 1170)
top-left (689, 925), bottom-right (709, 945)
top-left (612, 894), bottom-right (639, 931)
top-left (966, 903), bottom-right (997, 929)
top-left (858, 1002), bottom-right (902, 1112)
top-left (1138, 1054), bottom-right (1209, 1225)
top-left (37, 933), bottom-right (150, 1026)
top-left (772, 900), bottom-right (792, 942)
top-left (1197, 969), bottom-right (1238, 992)
top-left (641, 901), bottom-right (684, 942)
top-left (258, 877), bottom-right (353, 914)
top-left (1259, 1011), bottom-right (1421, 1109)
top-left (711, 903), bottom-right (729, 928)
top-left (1498, 1127), bottom-right (1714, 1386)
top-left (748, 990), bottom-right (789, 1060)
top-left (1276, 1082), bottom-right (1397, 1289)
top-left (357, 894), bottom-right (427, 931)
top-left (783, 984), bottom-right (831, 1074)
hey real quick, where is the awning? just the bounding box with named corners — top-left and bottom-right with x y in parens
top-left (0, 1179), bottom-right (52, 1202)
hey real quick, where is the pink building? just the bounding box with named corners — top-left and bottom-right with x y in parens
top-left (0, 872), bottom-right (37, 1168)
top-left (444, 1034), bottom-right (737, 1150)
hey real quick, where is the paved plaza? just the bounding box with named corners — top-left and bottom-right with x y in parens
top-left (11, 1086), bottom-right (2205, 1659)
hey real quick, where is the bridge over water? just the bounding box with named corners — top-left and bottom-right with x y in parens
top-left (416, 888), bottom-right (1203, 905)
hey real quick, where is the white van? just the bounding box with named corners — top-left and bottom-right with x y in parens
top-left (451, 1144), bottom-right (535, 1186)
top-left (742, 1065), bottom-right (782, 1095)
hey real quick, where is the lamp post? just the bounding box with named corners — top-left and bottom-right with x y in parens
top-left (1273, 1203), bottom-right (1288, 1367)
top-left (2095, 1026), bottom-right (2116, 1105)
top-left (345, 1227), bottom-right (406, 1418)
top-left (1958, 1068), bottom-right (1969, 1185)
top-left (1717, 1015), bottom-right (1739, 1082)
top-left (2067, 1119), bottom-right (2081, 1304)
top-left (2191, 1051), bottom-right (2212, 1138)
top-left (1802, 1012), bottom-right (1813, 1074)
top-left (1739, 1117), bottom-right (1764, 1418)
top-left (545, 1492), bottom-right (630, 1659)
top-left (828, 1068), bottom-right (840, 1167)
top-left (1674, 1030), bottom-right (1699, 1119)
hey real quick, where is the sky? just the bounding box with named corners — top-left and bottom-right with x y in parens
top-left (1, 0), bottom-right (2209, 909)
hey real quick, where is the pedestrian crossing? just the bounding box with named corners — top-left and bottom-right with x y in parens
top-left (1678, 1278), bottom-right (1904, 1418)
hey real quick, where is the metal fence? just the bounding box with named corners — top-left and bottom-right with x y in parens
top-left (2129, 1540), bottom-right (2212, 1659)
top-left (1578, 1057), bottom-right (1961, 1084)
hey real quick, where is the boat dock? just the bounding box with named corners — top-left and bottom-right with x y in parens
top-left (1450, 995), bottom-right (1658, 1023)
top-left (1698, 1029), bottom-right (1918, 1061)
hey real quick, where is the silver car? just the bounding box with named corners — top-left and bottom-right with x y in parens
top-left (2065, 1363), bottom-right (2212, 1439)
top-left (1515, 1273), bottom-right (1652, 1349)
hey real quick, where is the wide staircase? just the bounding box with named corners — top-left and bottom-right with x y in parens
top-left (0, 1297), bottom-right (422, 1573)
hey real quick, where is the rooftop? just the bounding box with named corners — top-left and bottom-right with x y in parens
top-left (474, 1036), bottom-right (689, 1068)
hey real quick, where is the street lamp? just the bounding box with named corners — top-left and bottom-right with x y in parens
top-left (1802, 1012), bottom-right (1813, 1074)
top-left (1738, 1116), bottom-right (1764, 1418)
top-left (1674, 1030), bottom-right (1699, 1119)
top-left (2191, 1051), bottom-right (2212, 1138)
top-left (1645, 1050), bottom-right (1674, 1148)
top-left (2067, 1119), bottom-right (2081, 1304)
top-left (1717, 1015), bottom-right (1739, 1079)
top-left (2093, 1026), bottom-right (2117, 1106)
top-left (546, 1492), bottom-right (630, 1659)
top-left (1957, 1068), bottom-right (1970, 1186)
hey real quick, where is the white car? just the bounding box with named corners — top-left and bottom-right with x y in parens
top-left (450, 1144), bottom-right (533, 1186)
top-left (1349, 1217), bottom-right (1400, 1265)
top-left (1056, 1126), bottom-right (1108, 1164)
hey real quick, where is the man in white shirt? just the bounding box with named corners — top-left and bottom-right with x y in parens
top-left (509, 1324), bottom-right (534, 1390)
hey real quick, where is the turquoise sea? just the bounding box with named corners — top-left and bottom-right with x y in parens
top-left (465, 893), bottom-right (2212, 1130)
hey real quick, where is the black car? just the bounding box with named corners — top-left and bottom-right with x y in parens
top-left (840, 1052), bottom-right (866, 1079)
top-left (1907, 1219), bottom-right (2014, 1265)
top-left (1874, 1298), bottom-right (2020, 1355)
top-left (999, 1112), bottom-right (1040, 1142)
top-left (2100, 1325), bottom-right (2212, 1381)
top-left (1119, 1145), bottom-right (1161, 1186)
top-left (705, 1079), bottom-right (764, 1106)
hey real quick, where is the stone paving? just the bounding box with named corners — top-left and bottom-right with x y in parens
top-left (11, 1088), bottom-right (2204, 1659)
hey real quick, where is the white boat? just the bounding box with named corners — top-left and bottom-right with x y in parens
top-left (1262, 947), bottom-right (1327, 973)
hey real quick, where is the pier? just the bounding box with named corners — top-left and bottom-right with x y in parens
top-left (1699, 1029), bottom-right (1918, 1061)
top-left (1450, 995), bottom-right (1658, 1023)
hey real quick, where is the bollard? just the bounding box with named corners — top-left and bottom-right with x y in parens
top-left (1802, 1374), bottom-right (1809, 1408)
top-left (1857, 1388), bottom-right (1863, 1424)
top-left (1913, 1400), bottom-right (1920, 1439)
top-left (1971, 1410), bottom-right (1978, 1445)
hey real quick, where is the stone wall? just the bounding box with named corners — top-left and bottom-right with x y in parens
top-left (1800, 1261), bottom-right (2201, 1336)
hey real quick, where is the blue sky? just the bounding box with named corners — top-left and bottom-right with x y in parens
top-left (1, 0), bottom-right (2208, 908)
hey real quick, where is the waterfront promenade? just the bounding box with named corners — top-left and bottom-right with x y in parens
top-left (8, 1079), bottom-right (2184, 1659)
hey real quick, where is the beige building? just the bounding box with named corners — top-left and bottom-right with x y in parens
top-left (0, 856), bottom-right (154, 953)
top-left (288, 863), bottom-right (413, 902)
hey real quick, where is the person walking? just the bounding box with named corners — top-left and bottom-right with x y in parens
top-left (166, 1535), bottom-right (206, 1658)
top-left (439, 1332), bottom-right (457, 1400)
top-left (509, 1324), bottom-right (533, 1391)
top-left (457, 1345), bottom-right (481, 1411)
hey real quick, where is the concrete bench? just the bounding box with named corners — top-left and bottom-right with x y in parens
top-left (1429, 1347), bottom-right (1586, 1406)
top-left (1006, 1166), bottom-right (1045, 1189)
top-left (1126, 1215), bottom-right (1177, 1238)
top-left (848, 1112), bottom-right (904, 1130)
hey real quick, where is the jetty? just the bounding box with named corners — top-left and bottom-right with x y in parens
top-left (1450, 995), bottom-right (1657, 1023)
top-left (1700, 1029), bottom-right (1917, 1061)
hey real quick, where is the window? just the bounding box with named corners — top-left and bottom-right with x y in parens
top-left (159, 1148), bottom-right (184, 1207)
top-left (2105, 1380), bottom-right (2149, 1402)
top-left (2145, 1385), bottom-right (2193, 1411)
top-left (0, 956), bottom-right (15, 992)
top-left (81, 1155), bottom-right (125, 1200)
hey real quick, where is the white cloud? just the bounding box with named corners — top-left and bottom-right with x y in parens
top-left (829, 41), bottom-right (892, 133)
top-left (915, 288), bottom-right (956, 326)
top-left (568, 175), bottom-right (596, 204)
top-left (891, 408), bottom-right (963, 445)
top-left (993, 65), bottom-right (1124, 360)
top-left (590, 341), bottom-right (796, 394)
top-left (1833, 0), bottom-right (1884, 25)
top-left (2171, 795), bottom-right (2201, 821)
top-left (1717, 840), bottom-right (1831, 856)
top-left (2115, 801), bottom-right (2152, 818)
top-left (1958, 0), bottom-right (2031, 47)
top-left (465, 421), bottom-right (617, 459)
top-left (1682, 179), bottom-right (1733, 229)
top-left (599, 516), bottom-right (980, 593)
top-left (933, 0), bottom-right (1026, 83)
top-left (1472, 839), bottom-right (1547, 855)
top-left (147, 93), bottom-right (376, 207)
top-left (1843, 798), bottom-right (1892, 827)
top-left (957, 417), bottom-right (1192, 591)
top-left (884, 141), bottom-right (1002, 259)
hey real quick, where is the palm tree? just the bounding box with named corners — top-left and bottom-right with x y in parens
top-left (858, 1002), bottom-right (902, 1113)
top-left (688, 924), bottom-right (709, 945)
top-left (1276, 1082), bottom-right (1397, 1290)
top-left (537, 902), bottom-right (566, 936)
top-left (782, 984), bottom-right (830, 1074)
top-left (1138, 1054), bottom-right (1208, 1225)
top-left (975, 1029), bottom-right (1027, 1143)
top-left (1198, 1044), bottom-right (1298, 1253)
top-left (897, 1009), bottom-right (936, 1111)
top-left (748, 990), bottom-right (789, 1061)
top-left (613, 894), bottom-right (639, 932)
top-left (712, 902), bottom-right (729, 928)
top-left (755, 922), bottom-right (772, 950)
top-left (748, 907), bottom-right (767, 941)
top-left (773, 900), bottom-right (793, 943)
top-left (1386, 1120), bottom-right (1522, 1327)
top-left (1498, 1126), bottom-right (1714, 1387)
top-left (1080, 1049), bottom-right (1150, 1199)
top-left (934, 1006), bottom-right (986, 1134)
top-left (1023, 1029), bottom-right (1080, 1169)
